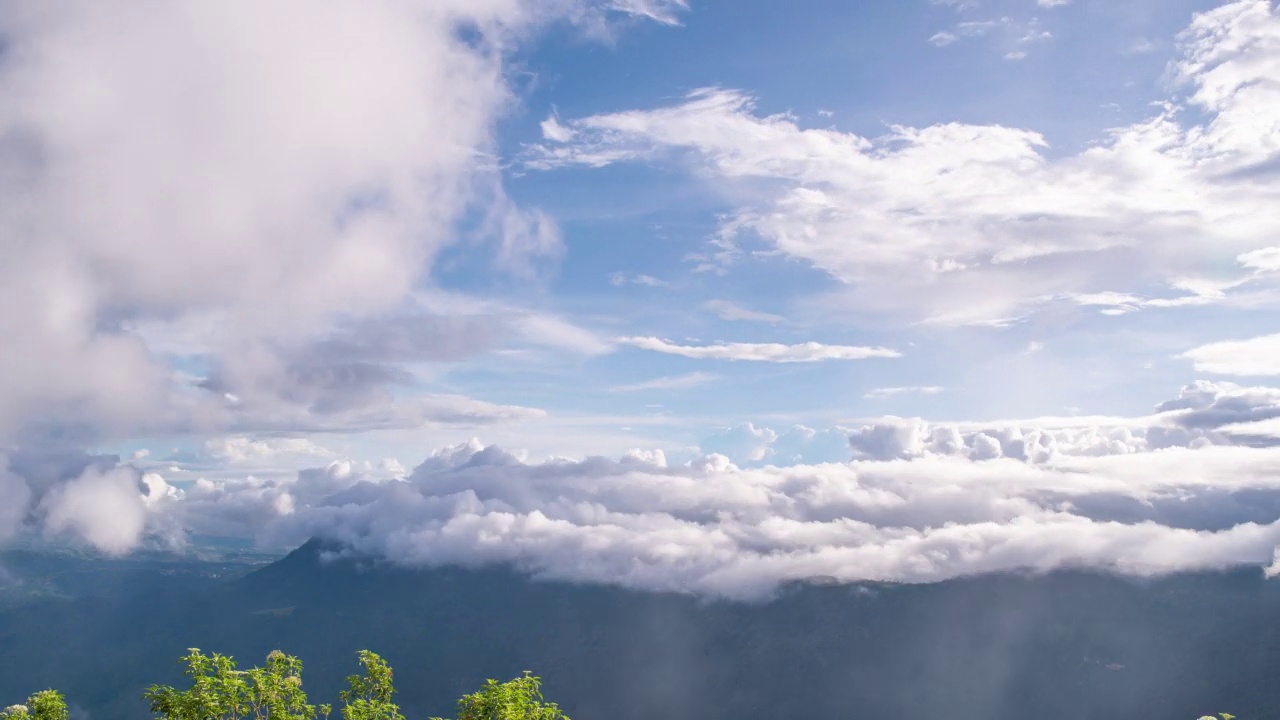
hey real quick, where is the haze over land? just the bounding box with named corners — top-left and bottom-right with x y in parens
top-left (1, 0), bottom-right (1280, 599)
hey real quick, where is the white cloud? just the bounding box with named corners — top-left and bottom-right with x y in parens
top-left (1126, 37), bottom-right (1159, 54)
top-left (610, 372), bottom-right (720, 392)
top-left (607, 0), bottom-right (689, 26)
top-left (1240, 247), bottom-right (1280, 273)
top-left (142, 406), bottom-right (1280, 598)
top-left (1183, 334), bottom-right (1280, 376)
top-left (928, 15), bottom-right (1050, 56)
top-left (844, 380), bottom-right (1280, 462)
top-left (38, 466), bottom-right (148, 555)
top-left (540, 116), bottom-right (577, 143)
top-left (700, 423), bottom-right (778, 462)
top-left (515, 313), bottom-right (614, 356)
top-left (1220, 417), bottom-right (1280, 440)
top-left (609, 271), bottom-right (671, 288)
top-left (528, 1), bottom-right (1280, 326)
top-left (1038, 0), bottom-right (1070, 7)
top-left (865, 386), bottom-right (945, 399)
top-left (700, 423), bottom-right (853, 467)
top-left (702, 299), bottom-right (785, 323)
top-left (616, 336), bottom-right (901, 362)
top-left (0, 1), bottom-right (679, 453)
top-left (203, 436), bottom-right (336, 464)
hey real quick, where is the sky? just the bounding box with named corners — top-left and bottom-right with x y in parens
top-left (2, 0), bottom-right (1280, 597)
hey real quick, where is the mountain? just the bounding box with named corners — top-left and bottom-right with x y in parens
top-left (3, 541), bottom-right (1280, 720)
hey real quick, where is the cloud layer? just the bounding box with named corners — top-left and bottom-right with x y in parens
top-left (8, 380), bottom-right (1278, 600)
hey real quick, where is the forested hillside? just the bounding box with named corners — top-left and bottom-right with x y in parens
top-left (1, 540), bottom-right (1277, 720)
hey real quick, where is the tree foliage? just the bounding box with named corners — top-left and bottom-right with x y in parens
top-left (0, 648), bottom-right (570, 720)
top-left (430, 671), bottom-right (568, 720)
top-left (1, 691), bottom-right (68, 720)
top-left (143, 649), bottom-right (325, 720)
top-left (338, 651), bottom-right (402, 720)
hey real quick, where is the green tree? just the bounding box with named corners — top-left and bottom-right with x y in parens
top-left (430, 672), bottom-right (569, 720)
top-left (1, 691), bottom-right (69, 720)
top-left (338, 651), bottom-right (401, 720)
top-left (144, 649), bottom-right (327, 720)
top-left (14, 647), bottom-right (568, 720)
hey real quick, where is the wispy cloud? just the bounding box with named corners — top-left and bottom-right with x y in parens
top-left (1183, 334), bottom-right (1280, 376)
top-left (608, 0), bottom-right (690, 26)
top-left (703, 299), bottom-right (785, 323)
top-left (865, 386), bottom-right (945, 399)
top-left (930, 31), bottom-right (959, 46)
top-left (617, 337), bottom-right (901, 362)
top-left (610, 372), bottom-right (720, 392)
top-left (609, 271), bottom-right (671, 288)
top-left (927, 15), bottom-right (1052, 58)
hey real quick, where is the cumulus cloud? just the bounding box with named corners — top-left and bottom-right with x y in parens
top-left (0, 0), bottom-right (686, 556)
top-left (527, 0), bottom-right (1280, 326)
top-left (616, 337), bottom-right (901, 362)
top-left (38, 466), bottom-right (148, 555)
top-left (1183, 334), bottom-right (1280, 376)
top-left (151, 429), bottom-right (1280, 599)
top-left (700, 423), bottom-right (854, 467)
top-left (847, 380), bottom-right (1280, 462)
top-left (203, 437), bottom-right (336, 465)
top-left (0, 0), bottom-right (674, 450)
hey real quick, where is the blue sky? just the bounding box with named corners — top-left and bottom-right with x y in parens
top-left (417, 0), bottom-right (1272, 454)
top-left (4, 0), bottom-right (1280, 588)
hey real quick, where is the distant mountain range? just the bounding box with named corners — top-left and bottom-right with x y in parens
top-left (2, 540), bottom-right (1279, 720)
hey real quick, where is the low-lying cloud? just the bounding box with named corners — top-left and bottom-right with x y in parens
top-left (7, 381), bottom-right (1280, 600)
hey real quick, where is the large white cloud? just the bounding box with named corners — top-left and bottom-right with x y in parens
top-left (0, 1), bottom-right (660, 446)
top-left (38, 465), bottom-right (149, 555)
top-left (528, 0), bottom-right (1280, 326)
